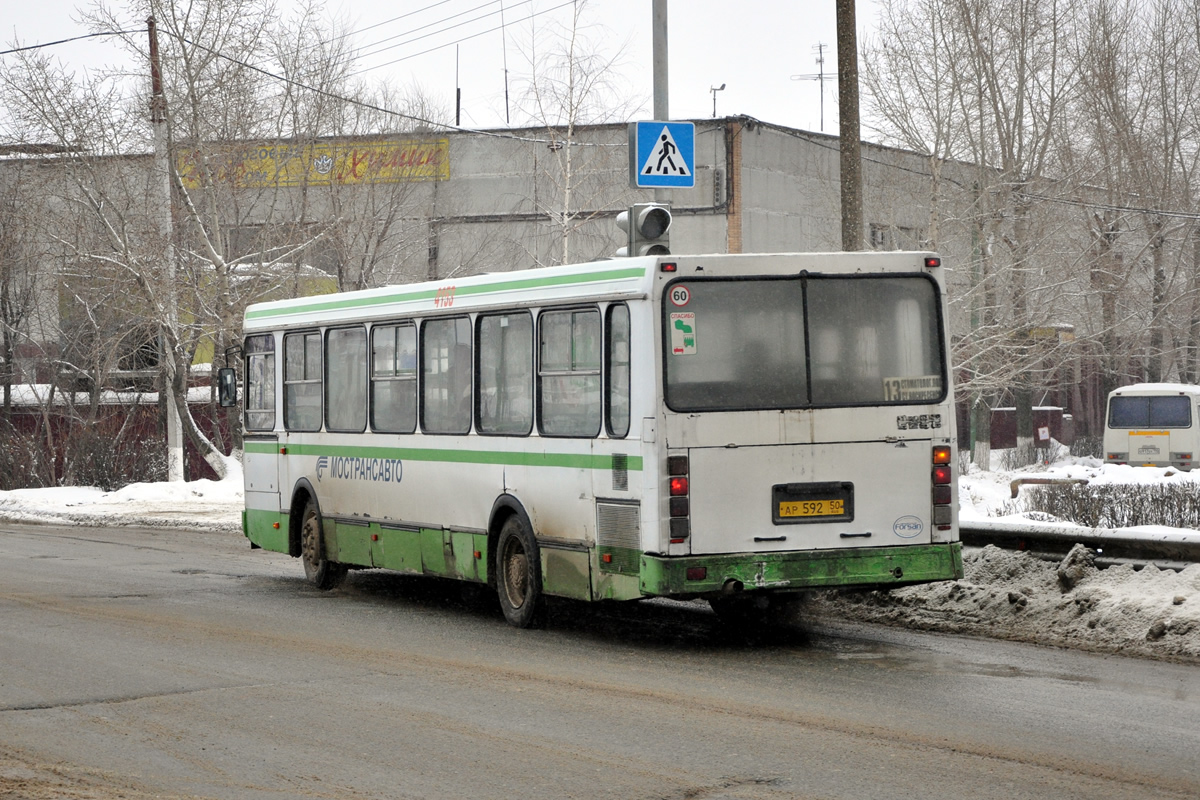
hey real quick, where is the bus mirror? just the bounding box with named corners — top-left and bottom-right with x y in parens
top-left (217, 368), bottom-right (238, 408)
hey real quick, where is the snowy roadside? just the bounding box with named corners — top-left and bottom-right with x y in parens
top-left (1, 455), bottom-right (1198, 662)
top-left (0, 467), bottom-right (244, 533)
top-left (815, 454), bottom-right (1200, 663)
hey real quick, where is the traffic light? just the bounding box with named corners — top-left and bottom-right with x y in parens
top-left (616, 203), bottom-right (671, 257)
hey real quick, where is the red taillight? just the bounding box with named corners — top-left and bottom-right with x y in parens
top-left (661, 261), bottom-right (678, 272)
top-left (924, 256), bottom-right (941, 269)
top-left (668, 454), bottom-right (690, 542)
top-left (686, 566), bottom-right (707, 581)
top-left (931, 445), bottom-right (953, 531)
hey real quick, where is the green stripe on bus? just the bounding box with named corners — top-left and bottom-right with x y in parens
top-left (244, 440), bottom-right (643, 471)
top-left (639, 542), bottom-right (964, 596)
top-left (245, 508), bottom-right (289, 552)
top-left (246, 266), bottom-right (647, 320)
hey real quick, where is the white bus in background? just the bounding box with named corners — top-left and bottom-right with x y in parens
top-left (223, 251), bottom-right (963, 628)
top-left (1104, 383), bottom-right (1200, 470)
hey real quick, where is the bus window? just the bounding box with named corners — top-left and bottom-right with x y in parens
top-left (283, 331), bottom-right (322, 431)
top-left (244, 334), bottom-right (275, 431)
top-left (422, 317), bottom-right (472, 434)
top-left (326, 327), bottom-right (367, 432)
top-left (664, 279), bottom-right (806, 411)
top-left (539, 308), bottom-right (601, 437)
top-left (806, 277), bottom-right (942, 406)
top-left (664, 275), bottom-right (943, 410)
top-left (606, 304), bottom-right (631, 438)
top-left (370, 323), bottom-right (417, 433)
top-left (1109, 395), bottom-right (1192, 428)
top-left (477, 312), bottom-right (533, 435)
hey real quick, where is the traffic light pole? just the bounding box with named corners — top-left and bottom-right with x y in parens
top-left (652, 0), bottom-right (669, 205)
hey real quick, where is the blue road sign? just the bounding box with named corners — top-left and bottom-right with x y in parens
top-left (629, 121), bottom-right (695, 189)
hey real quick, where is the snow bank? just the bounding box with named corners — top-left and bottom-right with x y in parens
top-left (0, 463), bottom-right (243, 532)
top-left (812, 544), bottom-right (1200, 661)
top-left (813, 452), bottom-right (1200, 663)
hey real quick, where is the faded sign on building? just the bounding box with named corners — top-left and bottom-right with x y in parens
top-left (177, 138), bottom-right (449, 188)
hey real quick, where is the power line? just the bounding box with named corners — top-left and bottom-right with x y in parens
top-left (177, 34), bottom-right (616, 149)
top-left (273, 1), bottom-right (525, 81)
top-left (348, 0), bottom-right (576, 78)
top-left (282, 0), bottom-right (469, 59)
top-left (354, 1), bottom-right (514, 64)
top-left (0, 30), bottom-right (140, 57)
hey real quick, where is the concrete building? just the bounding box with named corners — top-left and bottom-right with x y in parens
top-left (178, 116), bottom-right (968, 288)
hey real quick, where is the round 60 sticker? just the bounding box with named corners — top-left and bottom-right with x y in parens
top-left (669, 285), bottom-right (691, 307)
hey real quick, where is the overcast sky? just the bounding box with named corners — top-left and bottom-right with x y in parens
top-left (3, 1), bottom-right (882, 136)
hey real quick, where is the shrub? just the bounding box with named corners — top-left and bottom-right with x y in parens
top-left (0, 421), bottom-right (55, 490)
top-left (1070, 435), bottom-right (1103, 459)
top-left (1024, 482), bottom-right (1200, 529)
top-left (62, 418), bottom-right (167, 491)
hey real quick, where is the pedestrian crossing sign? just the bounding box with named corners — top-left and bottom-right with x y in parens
top-left (629, 121), bottom-right (695, 188)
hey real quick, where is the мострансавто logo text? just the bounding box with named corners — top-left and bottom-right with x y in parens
top-left (316, 455), bottom-right (403, 483)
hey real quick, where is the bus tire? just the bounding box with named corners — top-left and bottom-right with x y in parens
top-left (300, 499), bottom-right (347, 590)
top-left (496, 515), bottom-right (543, 628)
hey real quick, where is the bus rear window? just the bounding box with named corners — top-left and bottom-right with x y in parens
top-left (1108, 396), bottom-right (1192, 428)
top-left (664, 275), bottom-right (945, 411)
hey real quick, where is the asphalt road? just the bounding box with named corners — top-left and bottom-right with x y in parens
top-left (1, 522), bottom-right (1197, 800)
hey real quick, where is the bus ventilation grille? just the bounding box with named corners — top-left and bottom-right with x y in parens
top-left (597, 501), bottom-right (640, 575)
top-left (611, 453), bottom-right (629, 491)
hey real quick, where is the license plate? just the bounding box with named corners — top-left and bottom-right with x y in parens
top-left (779, 498), bottom-right (845, 518)
top-left (772, 481), bottom-right (854, 524)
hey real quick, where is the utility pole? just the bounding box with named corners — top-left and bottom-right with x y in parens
top-left (652, 0), bottom-right (668, 204)
top-left (836, 0), bottom-right (863, 251)
top-left (148, 16), bottom-right (184, 481)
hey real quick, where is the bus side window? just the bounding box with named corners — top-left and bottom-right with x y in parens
top-left (326, 326), bottom-right (367, 432)
top-left (244, 334), bottom-right (275, 431)
top-left (370, 323), bottom-right (417, 433)
top-left (606, 303), bottom-right (631, 438)
top-left (421, 317), bottom-right (472, 434)
top-left (477, 312), bottom-right (533, 435)
top-left (283, 331), bottom-right (322, 431)
top-left (539, 308), bottom-right (601, 437)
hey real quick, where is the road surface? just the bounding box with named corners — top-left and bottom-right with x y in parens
top-left (2, 522), bottom-right (1197, 799)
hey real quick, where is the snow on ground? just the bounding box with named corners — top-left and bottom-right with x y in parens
top-left (1, 452), bottom-right (1198, 662)
top-left (815, 450), bottom-right (1200, 663)
top-left (0, 464), bottom-right (244, 532)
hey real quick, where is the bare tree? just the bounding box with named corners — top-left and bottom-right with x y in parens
top-left (512, 0), bottom-right (646, 266)
top-left (1066, 0), bottom-right (1200, 392)
top-left (1, 0), bottom-right (438, 478)
top-left (864, 0), bottom-right (1083, 467)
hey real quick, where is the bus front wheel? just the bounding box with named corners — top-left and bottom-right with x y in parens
top-left (300, 500), bottom-right (347, 590)
top-left (496, 515), bottom-right (543, 628)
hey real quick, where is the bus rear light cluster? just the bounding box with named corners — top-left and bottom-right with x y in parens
top-left (668, 454), bottom-right (690, 543)
top-left (932, 446), bottom-right (953, 530)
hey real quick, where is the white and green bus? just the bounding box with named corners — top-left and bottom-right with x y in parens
top-left (227, 251), bottom-right (962, 627)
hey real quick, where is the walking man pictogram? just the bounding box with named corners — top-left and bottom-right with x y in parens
top-left (652, 134), bottom-right (679, 174)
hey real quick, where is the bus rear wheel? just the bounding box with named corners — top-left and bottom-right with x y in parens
top-left (496, 516), bottom-right (543, 628)
top-left (300, 500), bottom-right (347, 590)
